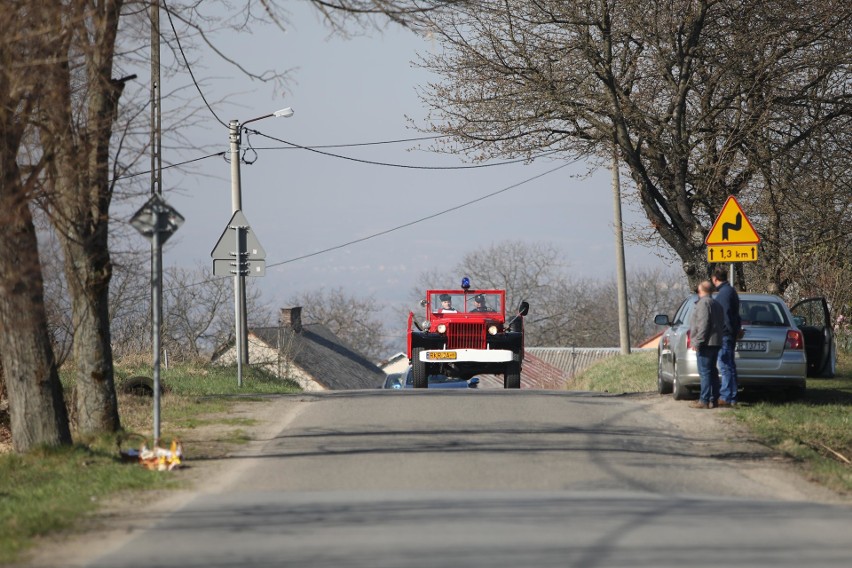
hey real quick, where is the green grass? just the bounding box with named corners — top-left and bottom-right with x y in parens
top-left (733, 372), bottom-right (852, 495)
top-left (1, 362), bottom-right (300, 564)
top-left (575, 349), bottom-right (852, 495)
top-left (0, 444), bottom-right (174, 563)
top-left (571, 349), bottom-right (658, 393)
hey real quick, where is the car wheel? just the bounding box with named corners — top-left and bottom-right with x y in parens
top-left (504, 361), bottom-right (521, 389)
top-left (657, 353), bottom-right (672, 395)
top-left (672, 360), bottom-right (690, 400)
top-left (412, 348), bottom-right (428, 388)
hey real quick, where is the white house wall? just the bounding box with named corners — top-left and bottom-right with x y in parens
top-left (214, 334), bottom-right (327, 391)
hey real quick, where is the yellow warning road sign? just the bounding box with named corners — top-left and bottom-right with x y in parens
top-left (707, 245), bottom-right (758, 263)
top-left (705, 196), bottom-right (760, 245)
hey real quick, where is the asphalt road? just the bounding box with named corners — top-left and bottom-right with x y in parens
top-left (28, 390), bottom-right (852, 567)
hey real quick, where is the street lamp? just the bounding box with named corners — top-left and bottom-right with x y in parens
top-left (229, 107), bottom-right (294, 371)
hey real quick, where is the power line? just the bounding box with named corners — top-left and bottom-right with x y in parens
top-left (161, 0), bottom-right (228, 128)
top-left (247, 129), bottom-right (560, 170)
top-left (148, 159), bottom-right (573, 298)
top-left (116, 152), bottom-right (225, 181)
top-left (113, 135), bottom-right (558, 182)
top-left (249, 134), bottom-right (444, 149)
top-left (267, 160), bottom-right (575, 267)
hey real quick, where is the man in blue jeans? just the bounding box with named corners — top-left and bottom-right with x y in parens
top-left (712, 267), bottom-right (741, 407)
top-left (689, 280), bottom-right (724, 409)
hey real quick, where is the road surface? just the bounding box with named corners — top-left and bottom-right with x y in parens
top-left (22, 390), bottom-right (852, 567)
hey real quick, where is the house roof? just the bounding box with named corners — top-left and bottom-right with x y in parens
top-left (251, 323), bottom-right (386, 390)
top-left (476, 351), bottom-right (570, 389)
top-left (637, 331), bottom-right (663, 349)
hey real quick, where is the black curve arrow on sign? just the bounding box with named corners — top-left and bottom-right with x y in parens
top-left (721, 213), bottom-right (742, 241)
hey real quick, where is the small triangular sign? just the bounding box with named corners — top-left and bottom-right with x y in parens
top-left (705, 196), bottom-right (760, 245)
top-left (211, 210), bottom-right (266, 260)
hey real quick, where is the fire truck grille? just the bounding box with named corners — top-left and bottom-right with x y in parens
top-left (447, 323), bottom-right (485, 350)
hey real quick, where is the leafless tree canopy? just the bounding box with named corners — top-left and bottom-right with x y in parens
top-left (288, 287), bottom-right (391, 361)
top-left (2, 0), bottom-right (447, 452)
top-left (412, 240), bottom-right (688, 347)
top-left (415, 0), bottom-right (852, 292)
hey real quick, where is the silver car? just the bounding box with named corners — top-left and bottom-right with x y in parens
top-left (653, 294), bottom-right (835, 400)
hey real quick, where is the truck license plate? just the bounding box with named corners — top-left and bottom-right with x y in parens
top-left (427, 351), bottom-right (457, 360)
top-left (736, 341), bottom-right (767, 352)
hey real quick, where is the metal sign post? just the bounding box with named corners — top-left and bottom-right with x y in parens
top-left (131, 194), bottom-right (184, 445)
top-left (211, 210), bottom-right (266, 386)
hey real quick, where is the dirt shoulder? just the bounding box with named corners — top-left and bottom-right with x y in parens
top-left (632, 391), bottom-right (850, 505)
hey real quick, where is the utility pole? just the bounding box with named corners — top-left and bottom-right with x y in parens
top-left (611, 144), bottom-right (631, 355)
top-left (227, 108), bottom-right (294, 375)
top-left (228, 120), bottom-right (249, 368)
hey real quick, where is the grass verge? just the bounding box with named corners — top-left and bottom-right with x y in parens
top-left (0, 363), bottom-right (299, 565)
top-left (574, 349), bottom-right (852, 495)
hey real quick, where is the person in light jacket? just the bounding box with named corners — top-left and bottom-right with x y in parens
top-left (689, 280), bottom-right (725, 409)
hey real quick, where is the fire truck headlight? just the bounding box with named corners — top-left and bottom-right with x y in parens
top-left (436, 323), bottom-right (447, 334)
top-left (488, 325), bottom-right (498, 335)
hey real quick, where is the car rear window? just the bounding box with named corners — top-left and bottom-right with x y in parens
top-left (740, 301), bottom-right (788, 326)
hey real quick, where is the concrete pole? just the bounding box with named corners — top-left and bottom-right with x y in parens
top-left (612, 146), bottom-right (631, 355)
top-left (227, 109), bottom-right (291, 375)
top-left (229, 120), bottom-right (249, 370)
top-left (229, 119), bottom-right (242, 212)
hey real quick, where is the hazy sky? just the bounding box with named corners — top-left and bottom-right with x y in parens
top-left (146, 2), bottom-right (676, 338)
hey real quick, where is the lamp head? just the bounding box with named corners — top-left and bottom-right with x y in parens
top-left (273, 107), bottom-right (294, 118)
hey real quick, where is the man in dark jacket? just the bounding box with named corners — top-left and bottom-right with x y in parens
top-left (689, 280), bottom-right (725, 409)
top-left (712, 267), bottom-right (741, 407)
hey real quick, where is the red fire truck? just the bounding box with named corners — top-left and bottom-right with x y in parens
top-left (407, 278), bottom-right (529, 388)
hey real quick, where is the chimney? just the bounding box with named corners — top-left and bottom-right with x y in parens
top-left (279, 307), bottom-right (302, 332)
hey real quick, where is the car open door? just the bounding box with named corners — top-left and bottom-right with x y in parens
top-left (790, 297), bottom-right (836, 378)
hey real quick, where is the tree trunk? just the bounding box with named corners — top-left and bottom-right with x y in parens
top-left (0, 163), bottom-right (72, 452)
top-left (40, 1), bottom-right (123, 436)
top-left (61, 235), bottom-right (120, 435)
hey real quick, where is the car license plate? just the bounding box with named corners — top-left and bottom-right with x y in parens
top-left (427, 351), bottom-right (457, 360)
top-left (736, 341), bottom-right (767, 352)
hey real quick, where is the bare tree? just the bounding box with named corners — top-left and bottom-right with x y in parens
top-left (415, 0), bottom-right (852, 291)
top-left (0, 0), bottom-right (501, 451)
top-left (161, 265), bottom-right (232, 361)
top-left (581, 267), bottom-right (690, 347)
top-left (162, 266), bottom-right (272, 361)
top-left (413, 240), bottom-right (689, 347)
top-left (624, 267), bottom-right (691, 345)
top-left (413, 240), bottom-right (580, 345)
top-left (288, 287), bottom-right (390, 361)
top-left (34, 1), bottom-right (129, 435)
top-left (0, 2), bottom-right (73, 451)
top-left (37, 222), bottom-right (74, 368)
